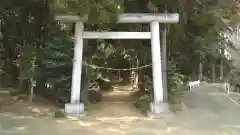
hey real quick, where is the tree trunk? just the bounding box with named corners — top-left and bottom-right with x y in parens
top-left (212, 63), bottom-right (216, 83)
top-left (29, 56), bottom-right (36, 102)
top-left (138, 69), bottom-right (145, 92)
top-left (130, 57), bottom-right (134, 84)
top-left (220, 59), bottom-right (224, 81)
top-left (29, 78), bottom-right (35, 102)
top-left (133, 58), bottom-right (139, 89)
top-left (19, 43), bottom-right (23, 91)
top-left (199, 61), bottom-right (203, 81)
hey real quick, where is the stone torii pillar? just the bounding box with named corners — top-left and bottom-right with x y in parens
top-left (150, 21), bottom-right (165, 113)
top-left (55, 13), bottom-right (179, 116)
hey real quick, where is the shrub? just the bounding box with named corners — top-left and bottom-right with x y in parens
top-left (54, 110), bottom-right (65, 118)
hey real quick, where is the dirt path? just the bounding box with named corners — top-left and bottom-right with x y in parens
top-left (87, 85), bottom-right (143, 118)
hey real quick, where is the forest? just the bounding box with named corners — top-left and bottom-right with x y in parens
top-left (0, 0), bottom-right (239, 113)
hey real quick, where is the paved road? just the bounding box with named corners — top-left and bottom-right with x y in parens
top-left (174, 84), bottom-right (240, 135)
top-left (1, 84), bottom-right (240, 135)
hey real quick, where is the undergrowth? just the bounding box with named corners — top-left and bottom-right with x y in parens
top-left (133, 62), bottom-right (188, 114)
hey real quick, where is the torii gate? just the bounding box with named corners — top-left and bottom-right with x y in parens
top-left (55, 13), bottom-right (179, 116)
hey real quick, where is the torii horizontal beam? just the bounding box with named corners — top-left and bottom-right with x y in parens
top-left (83, 32), bottom-right (151, 39)
top-left (54, 13), bottom-right (179, 23)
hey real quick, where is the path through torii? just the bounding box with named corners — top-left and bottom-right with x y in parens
top-left (55, 13), bottom-right (179, 116)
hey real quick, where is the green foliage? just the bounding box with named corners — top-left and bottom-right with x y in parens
top-left (53, 0), bottom-right (121, 23)
top-left (37, 34), bottom-right (73, 103)
top-left (54, 110), bottom-right (65, 118)
top-left (133, 93), bottom-right (152, 114)
top-left (167, 61), bottom-right (186, 92)
top-left (133, 60), bottom-right (186, 114)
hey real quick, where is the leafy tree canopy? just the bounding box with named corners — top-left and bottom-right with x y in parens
top-left (53, 0), bottom-right (122, 23)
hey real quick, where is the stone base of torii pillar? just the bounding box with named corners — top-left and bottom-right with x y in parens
top-left (147, 102), bottom-right (172, 119)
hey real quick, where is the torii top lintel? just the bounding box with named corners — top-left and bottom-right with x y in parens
top-left (54, 13), bottom-right (179, 23)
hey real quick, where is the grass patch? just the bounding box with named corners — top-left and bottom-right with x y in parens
top-left (54, 110), bottom-right (65, 118)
